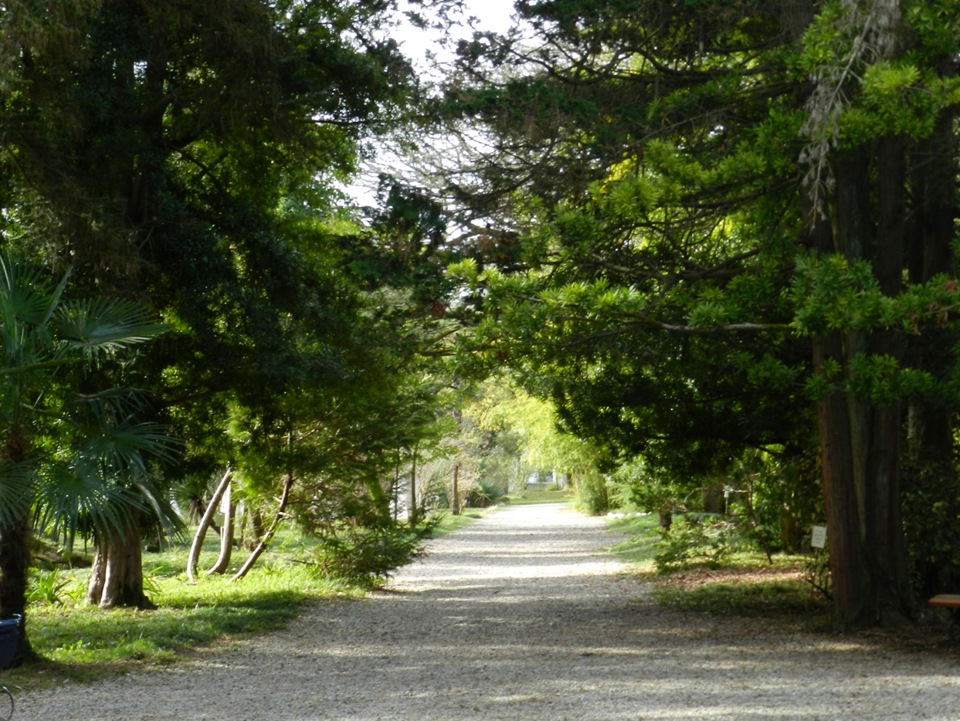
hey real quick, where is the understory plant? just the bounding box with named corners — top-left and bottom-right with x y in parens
top-left (654, 514), bottom-right (740, 573)
top-left (311, 520), bottom-right (436, 585)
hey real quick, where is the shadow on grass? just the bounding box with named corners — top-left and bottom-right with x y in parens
top-left (606, 512), bottom-right (831, 624)
top-left (11, 578), bottom-right (354, 689)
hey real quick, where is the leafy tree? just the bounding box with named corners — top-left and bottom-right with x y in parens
top-left (437, 0), bottom-right (960, 627)
top-left (0, 255), bottom-right (168, 662)
top-left (0, 0), bottom-right (455, 603)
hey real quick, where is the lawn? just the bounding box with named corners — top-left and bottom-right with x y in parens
top-left (7, 528), bottom-right (361, 689)
top-left (606, 512), bottom-right (830, 620)
top-left (7, 506), bottom-right (497, 690)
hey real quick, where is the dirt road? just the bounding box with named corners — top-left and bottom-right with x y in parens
top-left (16, 503), bottom-right (960, 720)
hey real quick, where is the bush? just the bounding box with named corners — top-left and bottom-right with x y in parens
top-left (654, 514), bottom-right (740, 573)
top-left (465, 480), bottom-right (504, 508)
top-left (803, 547), bottom-right (832, 601)
top-left (28, 567), bottom-right (85, 607)
top-left (312, 521), bottom-right (435, 586)
top-left (575, 470), bottom-right (611, 515)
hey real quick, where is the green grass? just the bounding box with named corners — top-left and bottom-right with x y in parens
top-left (606, 512), bottom-right (829, 621)
top-left (7, 528), bottom-right (363, 689)
top-left (606, 513), bottom-right (662, 567)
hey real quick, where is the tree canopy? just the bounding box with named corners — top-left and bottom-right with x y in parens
top-left (428, 0), bottom-right (960, 628)
top-left (2, 0), bottom-right (960, 653)
top-left (0, 0), bottom-right (468, 660)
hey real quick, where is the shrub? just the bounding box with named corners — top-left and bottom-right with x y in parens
top-left (803, 547), bottom-right (832, 601)
top-left (312, 521), bottom-right (435, 586)
top-left (28, 567), bottom-right (82, 607)
top-left (465, 480), bottom-right (504, 508)
top-left (654, 514), bottom-right (739, 573)
top-left (575, 470), bottom-right (611, 515)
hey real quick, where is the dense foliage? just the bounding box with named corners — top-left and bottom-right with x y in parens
top-left (430, 0), bottom-right (960, 628)
top-left (3, 0), bottom-right (960, 669)
top-left (0, 0), bottom-right (473, 664)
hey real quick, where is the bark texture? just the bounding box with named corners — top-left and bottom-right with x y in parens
top-left (87, 520), bottom-right (155, 610)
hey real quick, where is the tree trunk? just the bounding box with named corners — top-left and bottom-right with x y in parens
top-left (813, 143), bottom-right (915, 628)
top-left (451, 463), bottom-right (460, 515)
top-left (451, 409), bottom-right (463, 515)
top-left (87, 519), bottom-right (155, 610)
top-left (901, 111), bottom-right (960, 596)
top-left (392, 464), bottom-right (401, 521)
top-left (186, 467), bottom-right (232, 582)
top-left (813, 330), bottom-right (869, 624)
top-left (408, 451), bottom-right (418, 524)
top-left (865, 134), bottom-right (913, 625)
top-left (0, 430), bottom-right (36, 665)
top-left (658, 511), bottom-right (673, 531)
top-left (231, 472), bottom-right (294, 582)
top-left (0, 513), bottom-right (36, 665)
top-left (207, 479), bottom-right (234, 575)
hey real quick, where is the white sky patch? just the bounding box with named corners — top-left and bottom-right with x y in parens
top-left (393, 0), bottom-right (519, 72)
top-left (345, 1), bottom-right (522, 209)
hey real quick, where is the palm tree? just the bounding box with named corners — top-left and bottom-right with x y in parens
top-left (0, 255), bottom-right (169, 664)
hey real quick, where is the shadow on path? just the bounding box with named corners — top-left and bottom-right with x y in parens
top-left (16, 503), bottom-right (960, 721)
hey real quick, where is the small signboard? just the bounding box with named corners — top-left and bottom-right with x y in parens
top-left (811, 525), bottom-right (827, 549)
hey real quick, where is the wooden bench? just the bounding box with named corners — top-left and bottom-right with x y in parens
top-left (928, 594), bottom-right (960, 639)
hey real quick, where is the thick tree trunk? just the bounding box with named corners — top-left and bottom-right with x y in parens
top-left (0, 513), bottom-right (35, 665)
top-left (813, 144), bottom-right (915, 628)
top-left (813, 331), bottom-right (869, 624)
top-left (87, 520), bottom-right (154, 610)
top-left (866, 135), bottom-right (913, 624)
top-left (903, 112), bottom-right (960, 596)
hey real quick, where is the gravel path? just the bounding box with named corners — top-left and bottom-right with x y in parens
top-left (15, 502), bottom-right (960, 720)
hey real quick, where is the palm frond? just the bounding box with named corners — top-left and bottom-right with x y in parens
top-left (71, 386), bottom-right (151, 417)
top-left (0, 459), bottom-right (36, 528)
top-left (132, 479), bottom-right (185, 538)
top-left (0, 255), bottom-right (56, 329)
top-left (55, 298), bottom-right (166, 357)
top-left (82, 418), bottom-right (180, 473)
top-left (33, 461), bottom-right (142, 543)
top-left (0, 255), bottom-right (176, 549)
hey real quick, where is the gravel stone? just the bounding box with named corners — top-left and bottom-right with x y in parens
top-left (13, 503), bottom-right (960, 720)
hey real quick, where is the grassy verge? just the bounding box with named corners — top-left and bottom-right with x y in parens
top-left (7, 530), bottom-right (365, 690)
top-left (606, 513), bottom-right (662, 566)
top-left (607, 512), bottom-right (829, 621)
top-left (605, 513), bottom-right (960, 657)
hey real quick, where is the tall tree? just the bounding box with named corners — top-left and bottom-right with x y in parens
top-left (0, 255), bottom-right (168, 662)
top-left (438, 0), bottom-right (960, 627)
top-left (0, 0), bottom-right (440, 604)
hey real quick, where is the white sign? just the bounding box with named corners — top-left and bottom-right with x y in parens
top-left (811, 525), bottom-right (827, 549)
